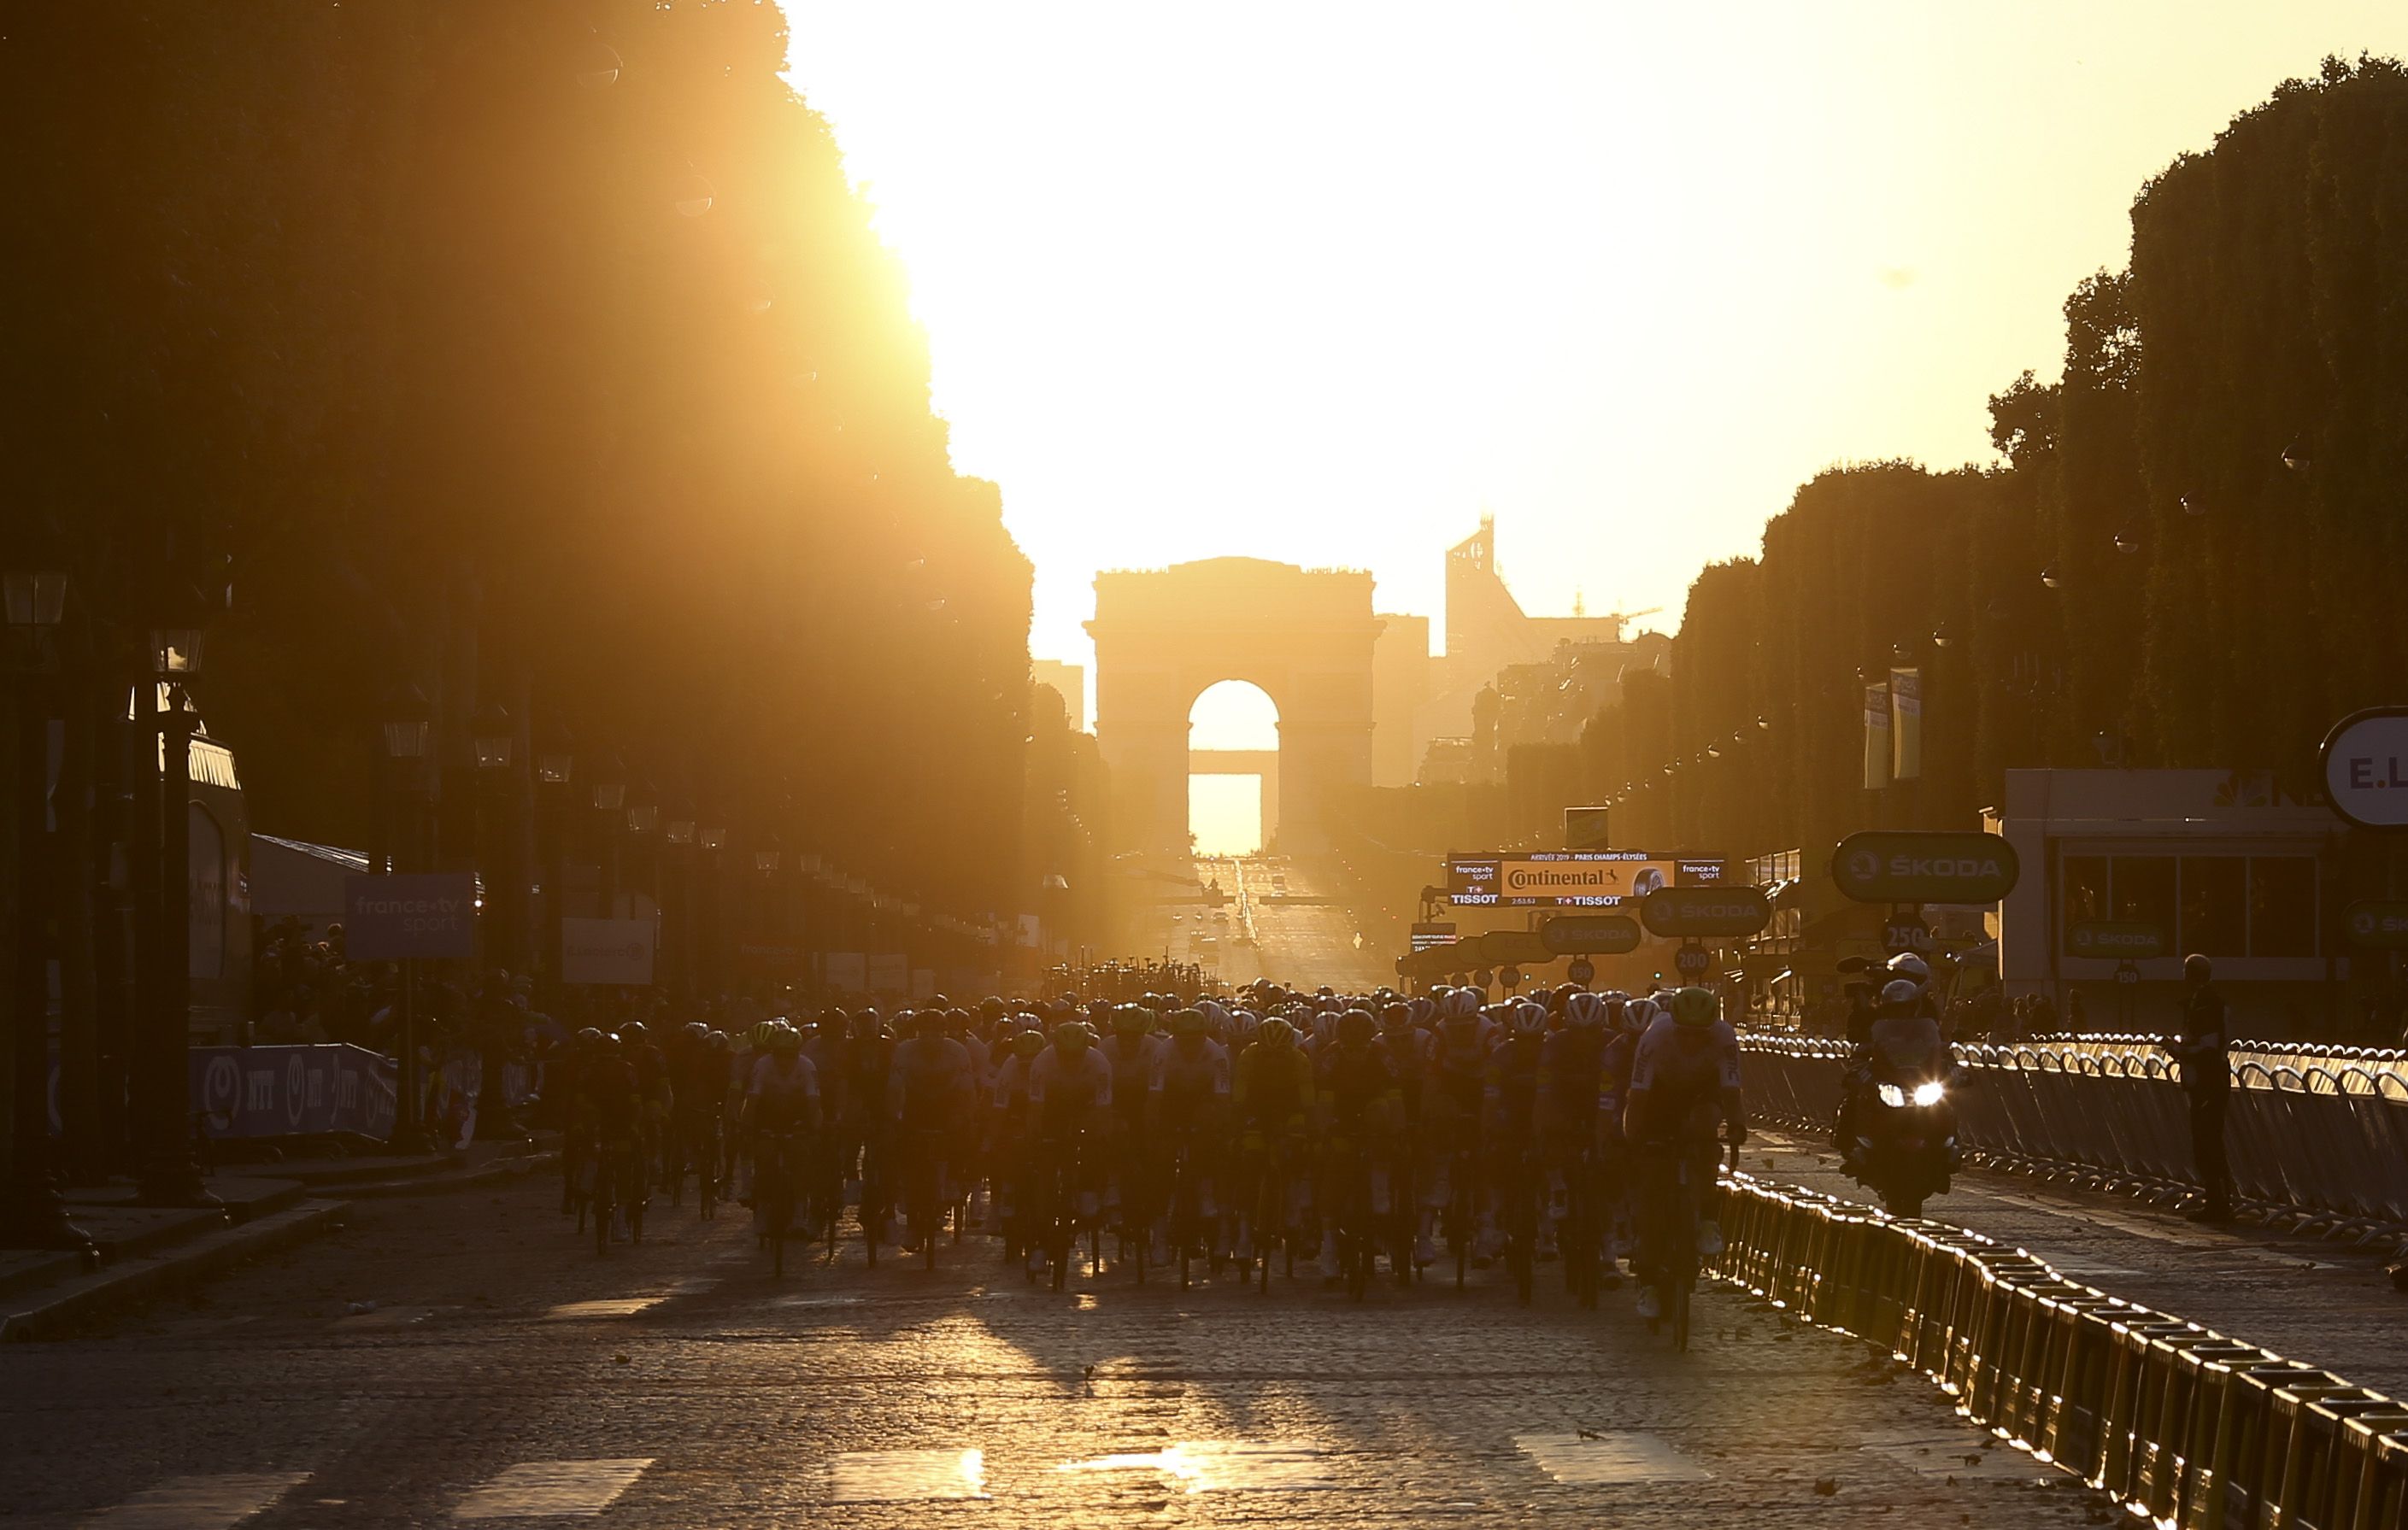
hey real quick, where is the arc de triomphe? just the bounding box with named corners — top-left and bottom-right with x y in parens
top-left (1086, 558), bottom-right (1381, 853)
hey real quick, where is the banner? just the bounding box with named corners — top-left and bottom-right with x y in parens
top-left (1889, 666), bottom-right (1923, 781)
top-left (344, 873), bottom-right (478, 961)
top-left (189, 1043), bottom-right (396, 1140)
top-left (1862, 681), bottom-right (1892, 791)
top-left (561, 917), bottom-right (655, 985)
top-left (825, 952), bottom-right (867, 992)
top-left (868, 953), bottom-right (908, 993)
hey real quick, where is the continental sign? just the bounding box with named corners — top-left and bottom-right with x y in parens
top-left (1639, 885), bottom-right (1771, 940)
top-left (1447, 851), bottom-right (1724, 908)
top-left (1830, 831), bottom-right (2020, 906)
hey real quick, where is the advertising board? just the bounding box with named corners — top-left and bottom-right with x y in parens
top-left (1447, 851), bottom-right (1725, 909)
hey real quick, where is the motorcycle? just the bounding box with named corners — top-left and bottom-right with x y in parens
top-left (1845, 1055), bottom-right (1955, 1218)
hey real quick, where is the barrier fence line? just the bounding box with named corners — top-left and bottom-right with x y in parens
top-left (1710, 1170), bottom-right (2408, 1528)
top-left (1738, 1035), bottom-right (2408, 1240)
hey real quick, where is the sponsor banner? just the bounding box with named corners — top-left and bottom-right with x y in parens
top-left (1448, 851), bottom-right (1720, 908)
top-left (1890, 667), bottom-right (1922, 782)
top-left (1830, 830), bottom-right (2020, 905)
top-left (2343, 901), bottom-right (2408, 950)
top-left (2066, 920), bottom-right (2167, 959)
top-left (825, 952), bottom-right (868, 993)
top-left (188, 1043), bottom-right (396, 1140)
top-left (1640, 885), bottom-right (1773, 939)
top-left (343, 873), bottom-right (477, 961)
top-left (1563, 806), bottom-right (1612, 850)
top-left (1409, 921), bottom-right (1459, 953)
top-left (1540, 913), bottom-right (1642, 955)
top-left (561, 917), bottom-right (655, 985)
top-left (867, 953), bottom-right (908, 993)
top-left (1863, 682), bottom-right (1891, 791)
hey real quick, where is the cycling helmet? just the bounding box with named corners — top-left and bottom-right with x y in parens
top-left (1671, 987), bottom-right (1719, 1027)
top-left (1437, 986), bottom-right (1482, 1020)
top-left (1336, 1008), bottom-right (1377, 1047)
top-left (1259, 1017), bottom-right (1297, 1047)
top-left (768, 1024), bottom-right (802, 1056)
top-left (748, 1020), bottom-right (782, 1051)
top-left (1379, 1002), bottom-right (1413, 1033)
top-left (575, 1026), bottom-right (605, 1047)
top-left (1194, 999), bottom-right (1229, 1029)
top-left (1510, 1001), bottom-right (1548, 1037)
top-left (1886, 952), bottom-right (1931, 991)
top-left (620, 1020), bottom-right (648, 1042)
top-left (1878, 977), bottom-right (1922, 1012)
top-left (1012, 1028), bottom-right (1047, 1058)
top-left (1111, 1005), bottom-right (1150, 1035)
top-left (1053, 1021), bottom-right (1093, 1053)
top-left (979, 995), bottom-right (1008, 1021)
top-left (708, 1029), bottom-right (731, 1051)
top-left (1564, 991), bottom-right (1608, 1029)
top-left (1622, 997), bottom-right (1660, 1033)
top-left (911, 1009), bottom-right (945, 1038)
top-left (1169, 1007), bottom-right (1207, 1038)
top-left (684, 1020), bottom-right (709, 1041)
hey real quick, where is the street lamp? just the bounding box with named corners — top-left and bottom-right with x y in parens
top-left (472, 703), bottom-right (514, 771)
top-left (2, 570), bottom-right (68, 630)
top-left (381, 685), bottom-right (432, 767)
top-left (589, 750), bottom-right (626, 813)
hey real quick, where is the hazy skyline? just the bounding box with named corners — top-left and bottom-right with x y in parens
top-left (786, 2), bottom-right (2408, 735)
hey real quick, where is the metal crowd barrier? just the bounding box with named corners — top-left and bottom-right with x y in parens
top-left (1739, 1035), bottom-right (2408, 1230)
top-left (1711, 1171), bottom-right (2408, 1528)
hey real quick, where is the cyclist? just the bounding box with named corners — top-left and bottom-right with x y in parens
top-left (743, 1023), bottom-right (822, 1252)
top-left (889, 1009), bottom-right (974, 1254)
top-left (619, 1019), bottom-right (675, 1193)
top-left (1148, 1007), bottom-right (1231, 1259)
top-left (1101, 1005), bottom-right (1162, 1246)
top-left (1232, 1016), bottom-right (1314, 1266)
top-left (1424, 988), bottom-right (1492, 1268)
top-left (1483, 1001), bottom-right (1551, 1269)
top-left (1623, 986), bottom-right (1746, 1322)
top-left (1313, 1007), bottom-right (1403, 1279)
top-left (666, 1021), bottom-right (723, 1203)
top-left (988, 1023), bottom-right (1050, 1263)
top-left (842, 1010), bottom-right (900, 1246)
top-left (569, 1030), bottom-right (643, 1235)
top-left (1373, 1000), bottom-right (1436, 1265)
top-left (1538, 989), bottom-right (1618, 1289)
top-left (1023, 1021), bottom-right (1114, 1276)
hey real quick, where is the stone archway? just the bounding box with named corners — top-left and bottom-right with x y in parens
top-left (1087, 558), bottom-right (1381, 853)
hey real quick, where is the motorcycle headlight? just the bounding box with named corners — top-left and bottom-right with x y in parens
top-left (1912, 1081), bottom-right (1946, 1108)
top-left (1876, 1082), bottom-right (1907, 1108)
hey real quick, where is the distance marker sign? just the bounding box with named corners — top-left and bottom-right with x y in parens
top-left (1831, 831), bottom-right (2019, 906)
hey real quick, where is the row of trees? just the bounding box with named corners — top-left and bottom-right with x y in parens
top-left (1588, 57), bottom-right (2408, 863)
top-left (8, 2), bottom-right (1036, 929)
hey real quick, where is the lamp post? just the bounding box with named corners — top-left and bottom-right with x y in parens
top-left (379, 685), bottom-right (433, 1157)
top-left (136, 613), bottom-right (215, 1207)
top-left (590, 750), bottom-right (625, 920)
top-left (663, 796), bottom-right (695, 999)
top-left (534, 726), bottom-right (573, 996)
top-left (3, 569), bottom-right (91, 1249)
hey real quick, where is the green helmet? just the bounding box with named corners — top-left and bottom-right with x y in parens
top-left (1671, 987), bottom-right (1719, 1028)
top-left (749, 1020), bottom-right (782, 1051)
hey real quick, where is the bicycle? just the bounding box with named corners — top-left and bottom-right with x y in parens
top-left (902, 1125), bottom-right (949, 1272)
top-left (756, 1130), bottom-right (801, 1277)
top-left (1559, 1144), bottom-right (1600, 1310)
top-left (1499, 1148), bottom-right (1539, 1306)
top-left (1329, 1142), bottom-right (1378, 1301)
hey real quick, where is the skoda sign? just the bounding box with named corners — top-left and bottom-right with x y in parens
top-left (1540, 913), bottom-right (1642, 955)
top-left (2321, 708), bottom-right (2408, 829)
top-left (2345, 900), bottom-right (2408, 950)
top-left (2067, 920), bottom-right (2167, 959)
top-left (1639, 885), bottom-right (1771, 939)
top-left (1831, 831), bottom-right (2019, 906)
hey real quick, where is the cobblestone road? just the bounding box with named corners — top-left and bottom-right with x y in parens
top-left (0, 1177), bottom-right (2124, 1529)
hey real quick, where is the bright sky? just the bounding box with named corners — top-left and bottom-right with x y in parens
top-left (784, 1), bottom-right (2408, 753)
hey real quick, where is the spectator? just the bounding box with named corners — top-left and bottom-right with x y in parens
top-left (2171, 953), bottom-right (2234, 1223)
